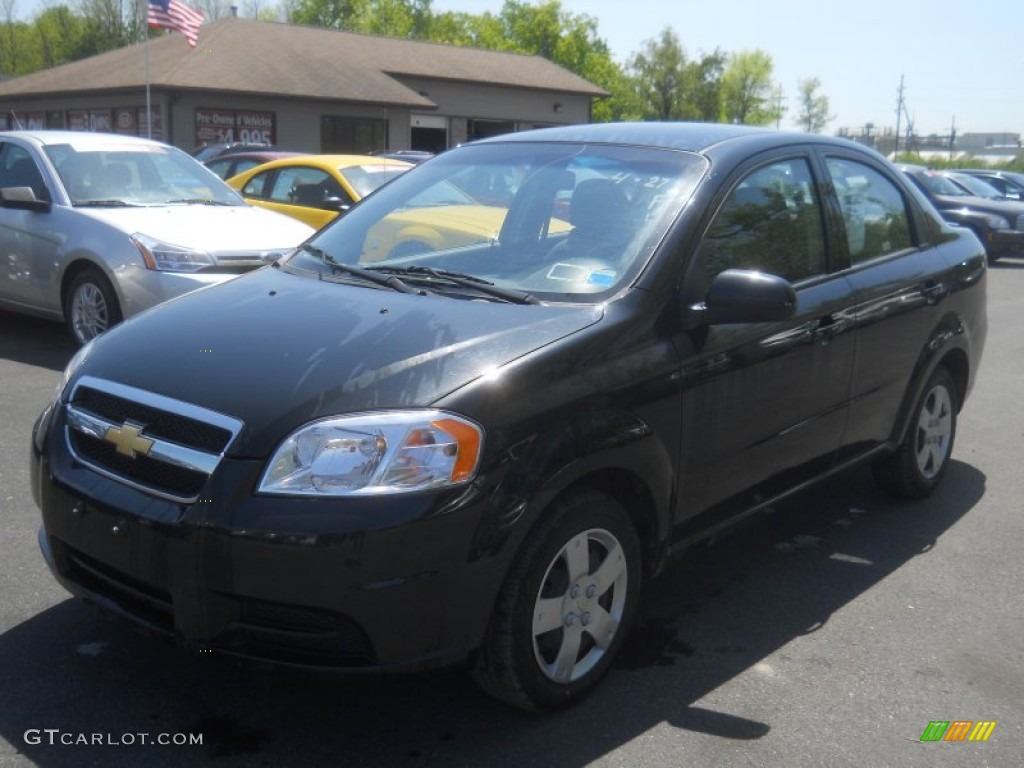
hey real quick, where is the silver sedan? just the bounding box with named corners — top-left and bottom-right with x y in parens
top-left (0, 131), bottom-right (313, 344)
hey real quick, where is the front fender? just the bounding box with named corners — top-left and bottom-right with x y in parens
top-left (470, 406), bottom-right (674, 566)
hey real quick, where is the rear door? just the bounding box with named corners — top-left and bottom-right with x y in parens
top-left (822, 153), bottom-right (943, 457)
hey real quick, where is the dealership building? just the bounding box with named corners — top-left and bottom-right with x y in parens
top-left (0, 17), bottom-right (607, 153)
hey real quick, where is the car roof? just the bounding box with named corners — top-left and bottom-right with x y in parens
top-left (473, 121), bottom-right (862, 156)
top-left (0, 130), bottom-right (166, 148)
top-left (239, 154), bottom-right (414, 173)
top-left (206, 150), bottom-right (302, 163)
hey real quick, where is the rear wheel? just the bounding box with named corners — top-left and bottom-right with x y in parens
top-left (64, 267), bottom-right (122, 345)
top-left (873, 366), bottom-right (957, 499)
top-left (473, 489), bottom-right (641, 711)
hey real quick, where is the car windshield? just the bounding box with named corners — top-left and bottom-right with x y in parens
top-left (44, 143), bottom-right (244, 206)
top-left (339, 164), bottom-right (411, 198)
top-left (914, 171), bottom-right (969, 197)
top-left (286, 141), bottom-right (706, 302)
top-left (949, 173), bottom-right (1003, 199)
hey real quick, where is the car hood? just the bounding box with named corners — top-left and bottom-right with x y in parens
top-left (74, 266), bottom-right (603, 456)
top-left (933, 194), bottom-right (1024, 217)
top-left (75, 203), bottom-right (314, 252)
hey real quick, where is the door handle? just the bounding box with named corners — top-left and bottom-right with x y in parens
top-left (920, 281), bottom-right (946, 303)
top-left (812, 315), bottom-right (846, 342)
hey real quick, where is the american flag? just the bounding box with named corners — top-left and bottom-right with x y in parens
top-left (147, 0), bottom-right (204, 48)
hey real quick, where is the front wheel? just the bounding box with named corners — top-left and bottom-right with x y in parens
top-left (873, 366), bottom-right (958, 499)
top-left (473, 489), bottom-right (641, 711)
top-left (64, 267), bottom-right (122, 345)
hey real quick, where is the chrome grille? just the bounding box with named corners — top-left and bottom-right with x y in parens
top-left (65, 376), bottom-right (243, 502)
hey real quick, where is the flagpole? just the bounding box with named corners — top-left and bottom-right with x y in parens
top-left (145, 35), bottom-right (152, 140)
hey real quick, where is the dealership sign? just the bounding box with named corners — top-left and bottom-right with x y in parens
top-left (195, 108), bottom-right (276, 145)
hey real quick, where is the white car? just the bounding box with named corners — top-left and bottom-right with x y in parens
top-left (0, 131), bottom-right (313, 344)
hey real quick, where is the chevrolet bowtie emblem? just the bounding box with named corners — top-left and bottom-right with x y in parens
top-left (103, 421), bottom-right (154, 458)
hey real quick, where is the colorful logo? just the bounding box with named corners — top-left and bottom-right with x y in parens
top-left (920, 721), bottom-right (997, 742)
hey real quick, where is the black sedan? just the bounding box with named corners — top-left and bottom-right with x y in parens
top-left (899, 164), bottom-right (1024, 261)
top-left (31, 123), bottom-right (987, 711)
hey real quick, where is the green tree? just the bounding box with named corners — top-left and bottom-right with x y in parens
top-left (722, 49), bottom-right (781, 125)
top-left (77, 0), bottom-right (144, 48)
top-left (795, 77), bottom-right (833, 133)
top-left (628, 27), bottom-right (687, 120)
top-left (627, 29), bottom-right (726, 122)
top-left (290, 0), bottom-right (431, 37)
top-left (35, 6), bottom-right (93, 67)
top-left (1, 0), bottom-right (42, 74)
top-left (683, 49), bottom-right (726, 122)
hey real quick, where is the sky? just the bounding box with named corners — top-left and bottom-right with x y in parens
top-left (437, 0), bottom-right (1024, 137)
top-left (10, 0), bottom-right (1023, 138)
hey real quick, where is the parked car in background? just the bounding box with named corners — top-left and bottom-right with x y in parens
top-left (955, 168), bottom-right (1024, 201)
top-left (32, 123), bottom-right (987, 711)
top-left (190, 141), bottom-right (279, 162)
top-left (227, 154), bottom-right (413, 229)
top-left (371, 149), bottom-right (436, 165)
top-left (939, 170), bottom-right (1007, 200)
top-left (0, 131), bottom-right (314, 344)
top-left (204, 150), bottom-right (302, 180)
top-left (898, 164), bottom-right (1024, 261)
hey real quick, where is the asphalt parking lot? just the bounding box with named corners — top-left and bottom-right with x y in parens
top-left (2, 259), bottom-right (1022, 767)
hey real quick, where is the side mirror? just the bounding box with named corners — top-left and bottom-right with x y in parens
top-left (0, 186), bottom-right (52, 213)
top-left (689, 269), bottom-right (797, 326)
top-left (321, 196), bottom-right (350, 213)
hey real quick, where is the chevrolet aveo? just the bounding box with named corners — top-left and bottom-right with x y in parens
top-left (31, 123), bottom-right (987, 711)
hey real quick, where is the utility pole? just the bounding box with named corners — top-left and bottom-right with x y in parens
top-left (949, 115), bottom-right (957, 161)
top-left (774, 86), bottom-right (784, 129)
top-left (894, 75), bottom-right (905, 159)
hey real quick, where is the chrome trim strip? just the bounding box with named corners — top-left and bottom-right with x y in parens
top-left (62, 376), bottom-right (245, 504)
top-left (65, 407), bottom-right (220, 475)
top-left (69, 375), bottom-right (244, 439)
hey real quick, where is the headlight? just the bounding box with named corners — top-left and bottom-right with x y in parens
top-left (981, 214), bottom-right (1010, 230)
top-left (258, 410), bottom-right (483, 496)
top-left (132, 233), bottom-right (217, 272)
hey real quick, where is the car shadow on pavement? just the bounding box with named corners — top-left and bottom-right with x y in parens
top-left (989, 256), bottom-right (1024, 270)
top-left (0, 461), bottom-right (985, 768)
top-left (0, 311), bottom-right (76, 372)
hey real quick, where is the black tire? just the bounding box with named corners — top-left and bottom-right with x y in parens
top-left (872, 366), bottom-right (958, 499)
top-left (472, 489), bottom-right (641, 711)
top-left (64, 267), bottom-right (122, 345)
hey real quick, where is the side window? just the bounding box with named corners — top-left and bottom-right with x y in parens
top-left (827, 158), bottom-right (912, 263)
top-left (0, 143), bottom-right (51, 202)
top-left (242, 171), bottom-right (271, 198)
top-left (268, 168), bottom-right (333, 206)
top-left (205, 159), bottom-right (233, 179)
top-left (699, 158), bottom-right (825, 282)
top-left (231, 159), bottom-right (263, 177)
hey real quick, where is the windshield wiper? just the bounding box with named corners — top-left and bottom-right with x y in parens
top-left (297, 244), bottom-right (426, 295)
top-left (164, 198), bottom-right (234, 205)
top-left (370, 265), bottom-right (540, 305)
top-left (74, 199), bottom-right (141, 207)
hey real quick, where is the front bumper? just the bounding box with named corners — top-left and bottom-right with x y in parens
top-left (31, 405), bottom-right (509, 672)
top-left (987, 228), bottom-right (1024, 258)
top-left (116, 265), bottom-right (244, 319)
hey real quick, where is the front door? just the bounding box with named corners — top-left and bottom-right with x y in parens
top-left (673, 154), bottom-right (856, 537)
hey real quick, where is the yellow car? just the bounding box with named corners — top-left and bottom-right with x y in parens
top-left (227, 155), bottom-right (412, 229)
top-left (362, 181), bottom-right (571, 262)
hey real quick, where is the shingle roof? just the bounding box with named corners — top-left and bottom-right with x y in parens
top-left (0, 18), bottom-right (607, 105)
